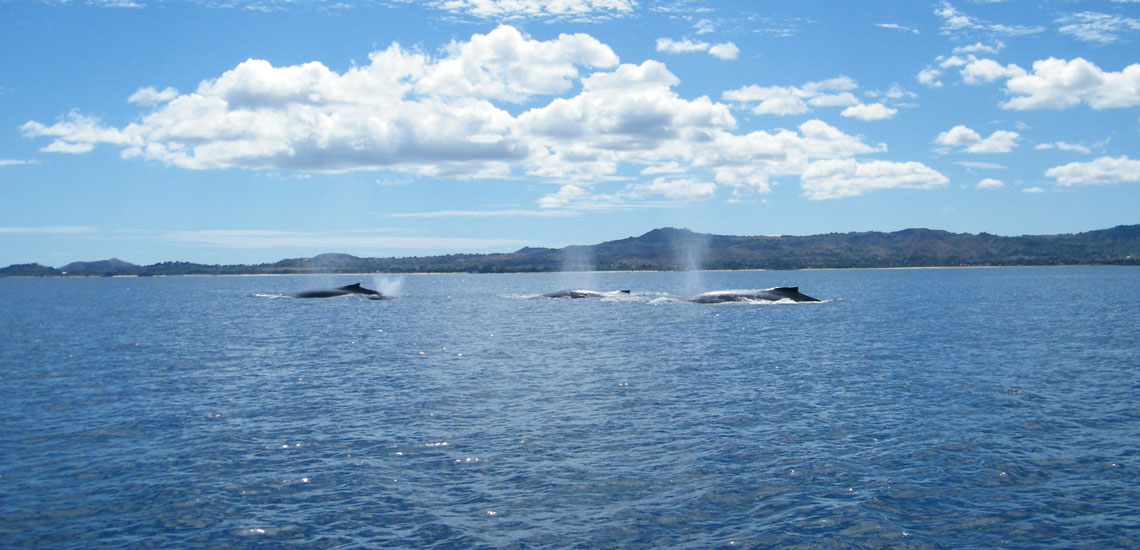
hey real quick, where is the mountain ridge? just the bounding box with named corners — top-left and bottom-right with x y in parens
top-left (3, 225), bottom-right (1138, 276)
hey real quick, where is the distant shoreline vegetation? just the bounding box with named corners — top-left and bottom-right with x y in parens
top-left (3, 225), bottom-right (1138, 277)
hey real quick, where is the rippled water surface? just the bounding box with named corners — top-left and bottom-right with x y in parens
top-left (2, 267), bottom-right (1139, 548)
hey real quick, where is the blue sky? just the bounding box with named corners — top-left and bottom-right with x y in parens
top-left (2, 0), bottom-right (1139, 266)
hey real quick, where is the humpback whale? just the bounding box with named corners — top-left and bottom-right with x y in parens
top-left (682, 287), bottom-right (820, 303)
top-left (542, 289), bottom-right (632, 299)
top-left (290, 283), bottom-right (386, 299)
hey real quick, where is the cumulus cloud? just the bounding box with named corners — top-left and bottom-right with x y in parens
top-left (919, 53), bottom-right (1023, 87)
top-left (417, 26), bottom-right (620, 101)
top-left (960, 57), bottom-right (1025, 84)
top-left (656, 38), bottom-right (739, 60)
top-left (24, 26), bottom-right (617, 173)
top-left (918, 54), bottom-right (1140, 112)
top-left (977, 178), bottom-right (1003, 189)
top-left (841, 103), bottom-right (897, 121)
top-left (23, 25), bottom-right (946, 205)
top-left (707, 42), bottom-right (740, 61)
top-left (1045, 155), bottom-right (1140, 186)
top-left (935, 125), bottom-right (1019, 153)
top-left (801, 159), bottom-right (949, 200)
top-left (917, 67), bottom-right (943, 88)
top-left (1002, 57), bottom-right (1140, 110)
top-left (1056, 12), bottom-right (1140, 44)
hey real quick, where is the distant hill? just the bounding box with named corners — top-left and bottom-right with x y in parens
top-left (0, 263), bottom-right (60, 277)
top-left (59, 258), bottom-right (138, 275)
top-left (2, 225), bottom-right (1138, 277)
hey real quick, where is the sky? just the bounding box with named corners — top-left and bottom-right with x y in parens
top-left (2, 0), bottom-right (1139, 266)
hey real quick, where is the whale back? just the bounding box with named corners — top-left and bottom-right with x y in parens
top-left (290, 282), bottom-right (383, 298)
top-left (338, 283), bottom-right (380, 296)
top-left (542, 289), bottom-right (631, 299)
top-left (684, 287), bottom-right (820, 303)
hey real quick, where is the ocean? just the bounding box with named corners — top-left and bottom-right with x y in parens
top-left (2, 266), bottom-right (1138, 548)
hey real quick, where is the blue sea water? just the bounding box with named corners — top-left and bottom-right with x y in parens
top-left (1, 266), bottom-right (1138, 549)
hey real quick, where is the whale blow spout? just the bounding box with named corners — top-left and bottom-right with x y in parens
top-left (290, 283), bottom-right (387, 299)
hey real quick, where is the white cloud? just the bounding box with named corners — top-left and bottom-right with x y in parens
top-left (24, 26), bottom-right (618, 172)
top-left (935, 125), bottom-right (1019, 153)
top-left (416, 25), bottom-right (619, 102)
top-left (707, 42), bottom-right (740, 61)
top-left (23, 26), bottom-right (943, 203)
top-left (876, 23), bottom-right (919, 34)
top-left (866, 84), bottom-right (916, 100)
top-left (952, 41), bottom-right (1003, 54)
top-left (801, 159), bottom-right (949, 200)
top-left (21, 111), bottom-right (137, 153)
top-left (960, 57), bottom-right (1025, 84)
top-left (1035, 141), bottom-right (1092, 154)
top-left (935, 2), bottom-right (976, 32)
top-left (917, 67), bottom-right (943, 87)
top-left (656, 37), bottom-right (707, 54)
top-left (977, 178), bottom-right (1003, 189)
top-left (841, 103), bottom-right (897, 121)
top-left (958, 161), bottom-right (1007, 170)
top-left (1044, 155), bottom-right (1140, 186)
top-left (694, 120), bottom-right (887, 195)
top-left (433, 0), bottom-right (636, 20)
top-left (935, 2), bottom-right (1044, 37)
top-left (632, 177), bottom-right (716, 201)
top-left (127, 86), bottom-right (179, 105)
top-left (538, 184), bottom-right (592, 208)
top-left (534, 176), bottom-right (716, 211)
top-left (0, 159), bottom-right (34, 167)
top-left (1056, 12), bottom-right (1140, 44)
top-left (656, 38), bottom-right (738, 60)
top-left (724, 76), bottom-right (858, 116)
top-left (1002, 57), bottom-right (1140, 110)
top-left (640, 161), bottom-right (685, 175)
top-left (519, 59), bottom-right (735, 180)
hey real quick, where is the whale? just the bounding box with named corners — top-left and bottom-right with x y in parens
top-left (682, 287), bottom-right (820, 304)
top-left (542, 289), bottom-right (632, 299)
top-left (290, 283), bottom-right (386, 299)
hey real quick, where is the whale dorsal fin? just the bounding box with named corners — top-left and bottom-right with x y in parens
top-left (340, 283), bottom-right (362, 290)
